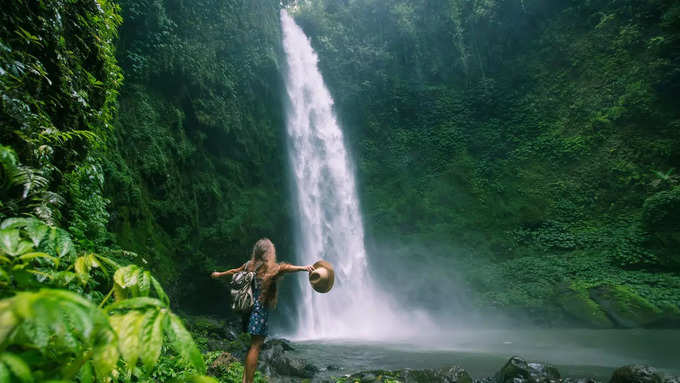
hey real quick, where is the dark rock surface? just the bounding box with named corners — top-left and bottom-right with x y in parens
top-left (609, 365), bottom-right (664, 383)
top-left (259, 338), bottom-right (320, 379)
top-left (332, 365), bottom-right (473, 383)
top-left (496, 356), bottom-right (560, 383)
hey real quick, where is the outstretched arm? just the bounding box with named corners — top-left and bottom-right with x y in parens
top-left (210, 263), bottom-right (246, 279)
top-left (279, 264), bottom-right (315, 274)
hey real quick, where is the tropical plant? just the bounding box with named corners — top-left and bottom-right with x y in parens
top-left (0, 146), bottom-right (63, 225)
top-left (0, 216), bottom-right (210, 381)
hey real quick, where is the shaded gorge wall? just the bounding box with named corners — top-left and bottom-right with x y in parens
top-left (104, 0), bottom-right (297, 319)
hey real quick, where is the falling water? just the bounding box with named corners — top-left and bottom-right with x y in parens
top-left (281, 10), bottom-right (425, 339)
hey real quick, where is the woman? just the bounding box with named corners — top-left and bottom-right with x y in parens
top-left (210, 238), bottom-right (313, 383)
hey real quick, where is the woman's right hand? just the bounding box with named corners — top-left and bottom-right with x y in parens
top-left (210, 271), bottom-right (220, 279)
top-left (304, 264), bottom-right (315, 273)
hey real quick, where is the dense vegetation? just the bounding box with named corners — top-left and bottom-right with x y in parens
top-left (2, 0), bottom-right (680, 379)
top-left (0, 0), bottom-right (276, 381)
top-left (291, 0), bottom-right (680, 326)
top-left (104, 0), bottom-right (293, 311)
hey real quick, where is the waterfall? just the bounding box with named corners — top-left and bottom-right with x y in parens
top-left (281, 10), bottom-right (422, 339)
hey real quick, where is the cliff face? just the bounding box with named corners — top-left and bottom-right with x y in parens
top-left (103, 0), bottom-right (294, 310)
top-left (291, 0), bottom-right (680, 326)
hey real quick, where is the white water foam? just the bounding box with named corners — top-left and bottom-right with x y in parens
top-left (281, 10), bottom-right (432, 340)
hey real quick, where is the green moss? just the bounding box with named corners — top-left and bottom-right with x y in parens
top-left (557, 283), bottom-right (614, 328)
top-left (589, 285), bottom-right (664, 327)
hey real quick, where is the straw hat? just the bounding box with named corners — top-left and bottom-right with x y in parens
top-left (309, 260), bottom-right (334, 293)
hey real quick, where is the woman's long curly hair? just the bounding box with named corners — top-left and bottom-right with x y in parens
top-left (248, 238), bottom-right (283, 308)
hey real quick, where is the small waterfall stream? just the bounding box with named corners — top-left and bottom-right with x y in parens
top-left (280, 10), bottom-right (417, 339)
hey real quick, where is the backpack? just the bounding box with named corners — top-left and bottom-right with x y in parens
top-left (229, 261), bottom-right (261, 313)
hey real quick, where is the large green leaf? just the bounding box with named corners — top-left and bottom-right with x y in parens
top-left (18, 252), bottom-right (58, 265)
top-left (0, 353), bottom-right (33, 383)
top-left (140, 308), bottom-right (165, 371)
top-left (113, 265), bottom-right (140, 289)
top-left (91, 327), bottom-right (119, 380)
top-left (0, 229), bottom-right (31, 257)
top-left (77, 361), bottom-right (94, 383)
top-left (106, 297), bottom-right (166, 312)
top-left (166, 313), bottom-right (205, 373)
top-left (0, 363), bottom-right (10, 383)
top-left (0, 218), bottom-right (30, 230)
top-left (109, 310), bottom-right (144, 370)
top-left (150, 273), bottom-right (170, 305)
top-left (53, 229), bottom-right (73, 259)
top-left (23, 219), bottom-right (48, 248)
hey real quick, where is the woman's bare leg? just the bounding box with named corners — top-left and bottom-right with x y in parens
top-left (243, 335), bottom-right (265, 383)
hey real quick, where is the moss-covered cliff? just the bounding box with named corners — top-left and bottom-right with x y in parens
top-left (103, 0), bottom-right (293, 310)
top-left (292, 0), bottom-right (680, 326)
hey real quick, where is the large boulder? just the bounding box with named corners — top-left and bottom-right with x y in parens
top-left (258, 338), bottom-right (318, 378)
top-left (495, 356), bottom-right (560, 383)
top-left (588, 285), bottom-right (663, 328)
top-left (557, 283), bottom-right (614, 328)
top-left (609, 365), bottom-right (663, 383)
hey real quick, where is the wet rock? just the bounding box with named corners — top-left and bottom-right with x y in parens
top-left (259, 338), bottom-right (318, 378)
top-left (589, 286), bottom-right (663, 328)
top-left (343, 366), bottom-right (472, 383)
top-left (496, 356), bottom-right (560, 383)
top-left (665, 376), bottom-right (680, 383)
top-left (609, 365), bottom-right (663, 383)
top-left (562, 378), bottom-right (601, 383)
top-left (207, 351), bottom-right (238, 376)
top-left (263, 338), bottom-right (295, 352)
top-left (404, 366), bottom-right (473, 383)
top-left (556, 283), bottom-right (614, 328)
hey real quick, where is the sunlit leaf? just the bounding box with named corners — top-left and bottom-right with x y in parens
top-left (0, 353), bottom-right (32, 383)
top-left (140, 309), bottom-right (165, 371)
top-left (0, 229), bottom-right (23, 256)
top-left (106, 297), bottom-right (166, 312)
top-left (166, 313), bottom-right (205, 373)
top-left (23, 219), bottom-right (48, 247)
top-left (150, 274), bottom-right (169, 305)
top-left (77, 361), bottom-right (94, 383)
top-left (109, 310), bottom-right (144, 369)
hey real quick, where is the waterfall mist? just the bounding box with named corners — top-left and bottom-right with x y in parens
top-left (280, 10), bottom-right (433, 340)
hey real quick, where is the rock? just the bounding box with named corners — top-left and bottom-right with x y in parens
top-left (496, 356), bottom-right (560, 383)
top-left (207, 351), bottom-right (238, 376)
top-left (258, 338), bottom-right (318, 378)
top-left (263, 338), bottom-right (295, 352)
top-left (665, 377), bottom-right (680, 383)
top-left (556, 283), bottom-right (614, 328)
top-left (589, 285), bottom-right (663, 328)
top-left (343, 366), bottom-right (472, 383)
top-left (563, 378), bottom-right (601, 383)
top-left (609, 365), bottom-right (664, 383)
top-left (404, 366), bottom-right (473, 383)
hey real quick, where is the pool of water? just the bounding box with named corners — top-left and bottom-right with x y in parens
top-left (281, 329), bottom-right (680, 380)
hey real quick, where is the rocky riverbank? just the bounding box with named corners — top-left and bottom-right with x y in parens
top-left (183, 315), bottom-right (680, 383)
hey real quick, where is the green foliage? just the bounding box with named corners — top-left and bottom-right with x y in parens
top-left (0, 0), bottom-right (123, 239)
top-left (0, 217), bottom-right (210, 381)
top-left (104, 0), bottom-right (294, 307)
top-left (203, 351), bottom-right (267, 383)
top-left (0, 289), bottom-right (119, 381)
top-left (293, 0), bottom-right (680, 321)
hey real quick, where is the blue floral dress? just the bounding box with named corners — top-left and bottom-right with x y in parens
top-left (242, 275), bottom-right (269, 337)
